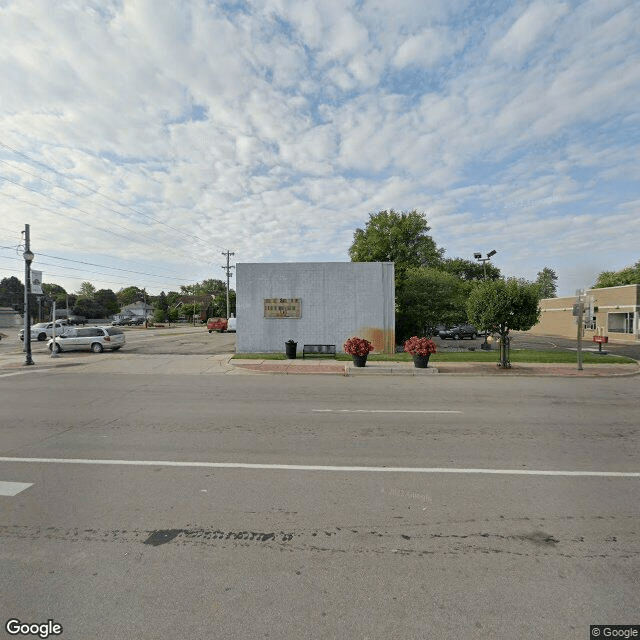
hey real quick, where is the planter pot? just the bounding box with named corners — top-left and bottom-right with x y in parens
top-left (285, 341), bottom-right (297, 359)
top-left (412, 354), bottom-right (431, 368)
top-left (352, 354), bottom-right (368, 367)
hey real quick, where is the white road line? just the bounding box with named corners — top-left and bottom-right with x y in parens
top-left (0, 481), bottom-right (33, 496)
top-left (313, 409), bottom-right (463, 414)
top-left (0, 457), bottom-right (638, 477)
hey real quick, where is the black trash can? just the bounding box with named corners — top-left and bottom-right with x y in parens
top-left (285, 340), bottom-right (297, 359)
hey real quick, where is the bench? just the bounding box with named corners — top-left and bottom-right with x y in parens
top-left (302, 344), bottom-right (336, 359)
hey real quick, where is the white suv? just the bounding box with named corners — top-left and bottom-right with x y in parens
top-left (48, 326), bottom-right (125, 353)
top-left (19, 320), bottom-right (69, 342)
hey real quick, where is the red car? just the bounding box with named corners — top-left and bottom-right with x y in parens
top-left (207, 317), bottom-right (228, 333)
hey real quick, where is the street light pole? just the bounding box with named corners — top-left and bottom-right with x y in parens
top-left (474, 249), bottom-right (497, 280)
top-left (22, 224), bottom-right (35, 366)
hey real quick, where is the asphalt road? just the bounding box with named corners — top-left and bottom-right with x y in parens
top-left (1, 364), bottom-right (638, 639)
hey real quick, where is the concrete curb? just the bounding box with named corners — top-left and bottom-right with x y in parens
top-left (1, 351), bottom-right (638, 378)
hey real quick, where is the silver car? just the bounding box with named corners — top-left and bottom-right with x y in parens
top-left (48, 326), bottom-right (125, 353)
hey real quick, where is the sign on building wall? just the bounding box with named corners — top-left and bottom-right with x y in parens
top-left (264, 298), bottom-right (301, 318)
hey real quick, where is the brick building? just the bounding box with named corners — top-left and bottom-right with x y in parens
top-left (530, 284), bottom-right (639, 343)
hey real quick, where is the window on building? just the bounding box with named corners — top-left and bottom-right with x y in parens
top-left (608, 312), bottom-right (634, 333)
top-left (584, 316), bottom-right (596, 331)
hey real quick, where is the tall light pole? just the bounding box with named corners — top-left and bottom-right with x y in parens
top-left (221, 250), bottom-right (235, 319)
top-left (22, 224), bottom-right (35, 366)
top-left (474, 249), bottom-right (497, 280)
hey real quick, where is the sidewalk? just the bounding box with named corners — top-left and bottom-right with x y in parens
top-left (230, 357), bottom-right (640, 377)
top-left (1, 352), bottom-right (638, 377)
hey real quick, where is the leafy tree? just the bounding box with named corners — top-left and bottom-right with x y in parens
top-left (0, 276), bottom-right (24, 309)
top-left (441, 257), bottom-right (501, 281)
top-left (396, 268), bottom-right (470, 340)
top-left (181, 279), bottom-right (227, 297)
top-left (117, 286), bottom-right (145, 307)
top-left (593, 260), bottom-right (640, 288)
top-left (157, 291), bottom-right (168, 312)
top-left (165, 291), bottom-right (182, 307)
top-left (72, 298), bottom-right (104, 319)
top-left (535, 267), bottom-right (558, 298)
top-left (181, 302), bottom-right (201, 322)
top-left (349, 209), bottom-right (444, 288)
top-left (42, 283), bottom-right (67, 301)
top-left (78, 281), bottom-right (96, 299)
top-left (467, 278), bottom-right (541, 368)
top-left (95, 289), bottom-right (119, 315)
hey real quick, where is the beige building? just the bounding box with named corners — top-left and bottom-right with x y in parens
top-left (530, 284), bottom-right (639, 343)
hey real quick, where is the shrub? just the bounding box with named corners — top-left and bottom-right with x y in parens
top-left (343, 336), bottom-right (374, 356)
top-left (404, 336), bottom-right (437, 356)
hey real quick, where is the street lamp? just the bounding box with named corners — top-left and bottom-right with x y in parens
top-left (474, 249), bottom-right (497, 280)
top-left (23, 248), bottom-right (35, 366)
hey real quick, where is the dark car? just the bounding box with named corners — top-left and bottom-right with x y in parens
top-left (439, 324), bottom-right (478, 340)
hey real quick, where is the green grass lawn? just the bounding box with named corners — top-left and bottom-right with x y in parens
top-left (233, 350), bottom-right (636, 364)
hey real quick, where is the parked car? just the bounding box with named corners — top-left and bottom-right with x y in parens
top-left (438, 324), bottom-right (479, 340)
top-left (48, 326), bottom-right (125, 353)
top-left (227, 317), bottom-right (236, 333)
top-left (111, 318), bottom-right (131, 326)
top-left (207, 317), bottom-right (228, 333)
top-left (19, 320), bottom-right (69, 341)
top-left (130, 317), bottom-right (145, 325)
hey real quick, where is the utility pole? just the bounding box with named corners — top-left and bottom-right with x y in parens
top-left (576, 291), bottom-right (584, 371)
top-left (22, 224), bottom-right (35, 365)
top-left (221, 250), bottom-right (235, 319)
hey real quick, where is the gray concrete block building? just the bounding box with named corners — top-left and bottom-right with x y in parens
top-left (236, 262), bottom-right (395, 354)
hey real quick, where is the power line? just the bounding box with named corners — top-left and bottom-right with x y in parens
top-left (0, 142), bottom-right (228, 251)
top-left (0, 173), bottom-right (186, 249)
top-left (2, 188), bottom-right (228, 269)
top-left (0, 244), bottom-right (187, 281)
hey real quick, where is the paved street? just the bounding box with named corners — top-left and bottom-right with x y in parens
top-left (1, 351), bottom-right (638, 639)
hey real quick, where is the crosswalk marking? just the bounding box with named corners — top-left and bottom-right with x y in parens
top-left (0, 481), bottom-right (33, 496)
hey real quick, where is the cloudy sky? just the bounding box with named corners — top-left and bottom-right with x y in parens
top-left (1, 0), bottom-right (638, 297)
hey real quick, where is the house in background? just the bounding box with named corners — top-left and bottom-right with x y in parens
top-left (114, 300), bottom-right (154, 322)
top-left (530, 284), bottom-right (640, 343)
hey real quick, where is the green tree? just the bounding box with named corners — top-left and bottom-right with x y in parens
top-left (0, 276), bottom-right (24, 309)
top-left (535, 267), bottom-right (558, 298)
top-left (349, 209), bottom-right (444, 289)
top-left (593, 260), bottom-right (640, 288)
top-left (42, 283), bottom-right (67, 302)
top-left (72, 298), bottom-right (104, 319)
top-left (95, 289), bottom-right (119, 316)
top-left (117, 286), bottom-right (145, 307)
top-left (77, 281), bottom-right (96, 299)
top-left (467, 278), bottom-right (541, 368)
top-left (157, 291), bottom-right (168, 312)
top-left (396, 268), bottom-right (470, 340)
top-left (441, 257), bottom-right (501, 281)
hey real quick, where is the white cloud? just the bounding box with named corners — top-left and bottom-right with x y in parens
top-left (490, 1), bottom-right (569, 62)
top-left (0, 0), bottom-right (638, 299)
top-left (393, 27), bottom-right (465, 68)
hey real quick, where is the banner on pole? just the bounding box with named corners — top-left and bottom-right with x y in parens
top-left (31, 270), bottom-right (43, 295)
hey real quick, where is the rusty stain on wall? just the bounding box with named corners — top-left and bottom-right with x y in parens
top-left (357, 326), bottom-right (395, 354)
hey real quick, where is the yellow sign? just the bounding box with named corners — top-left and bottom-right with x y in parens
top-left (264, 298), bottom-right (301, 318)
